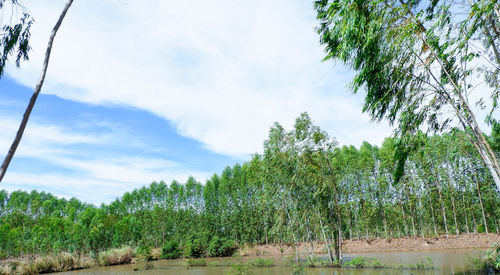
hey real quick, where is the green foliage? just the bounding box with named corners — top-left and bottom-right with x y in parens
top-left (227, 262), bottom-right (253, 275)
top-left (291, 263), bottom-right (304, 275)
top-left (135, 244), bottom-right (152, 261)
top-left (398, 256), bottom-right (435, 270)
top-left (314, 0), bottom-right (500, 190)
top-left (0, 1), bottom-right (33, 77)
top-left (343, 257), bottom-right (386, 269)
top-left (306, 256), bottom-right (339, 267)
top-left (246, 258), bottom-right (274, 267)
top-left (468, 243), bottom-right (500, 272)
top-left (0, 115), bottom-right (499, 274)
top-left (162, 240), bottom-right (181, 259)
top-left (184, 233), bottom-right (209, 258)
top-left (207, 236), bottom-right (237, 257)
top-left (185, 258), bottom-right (207, 267)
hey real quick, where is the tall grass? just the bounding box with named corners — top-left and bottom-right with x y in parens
top-left (97, 246), bottom-right (133, 266)
top-left (0, 253), bottom-right (95, 274)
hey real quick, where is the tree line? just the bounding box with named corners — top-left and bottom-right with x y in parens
top-left (0, 113), bottom-right (498, 263)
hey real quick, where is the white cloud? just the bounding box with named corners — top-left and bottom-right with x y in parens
top-left (0, 116), bottom-right (211, 203)
top-left (6, 0), bottom-right (393, 157)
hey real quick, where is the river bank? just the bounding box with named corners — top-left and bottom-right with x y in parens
top-left (238, 233), bottom-right (500, 256)
top-left (1, 234), bottom-right (497, 274)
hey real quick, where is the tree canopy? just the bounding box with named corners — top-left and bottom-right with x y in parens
top-left (314, 0), bottom-right (500, 191)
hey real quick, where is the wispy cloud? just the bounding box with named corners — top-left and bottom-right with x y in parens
top-left (0, 114), bottom-right (211, 203)
top-left (6, 0), bottom-right (393, 158)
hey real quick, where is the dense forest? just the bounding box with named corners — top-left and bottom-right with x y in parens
top-left (1, 113), bottom-right (498, 263)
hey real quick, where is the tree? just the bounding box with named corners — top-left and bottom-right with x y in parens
top-left (0, 0), bottom-right (74, 183)
top-left (314, 0), bottom-right (500, 191)
top-left (0, 1), bottom-right (33, 77)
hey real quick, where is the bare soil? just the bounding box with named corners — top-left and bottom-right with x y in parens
top-left (238, 233), bottom-right (499, 256)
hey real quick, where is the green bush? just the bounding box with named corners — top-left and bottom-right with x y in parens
top-left (247, 258), bottom-right (274, 267)
top-left (343, 257), bottom-right (385, 268)
top-left (136, 244), bottom-right (152, 261)
top-left (185, 258), bottom-right (207, 266)
top-left (184, 233), bottom-right (209, 258)
top-left (468, 243), bottom-right (500, 272)
top-left (162, 240), bottom-right (181, 259)
top-left (207, 236), bottom-right (237, 257)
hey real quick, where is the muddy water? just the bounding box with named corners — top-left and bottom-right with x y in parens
top-left (60, 249), bottom-right (484, 274)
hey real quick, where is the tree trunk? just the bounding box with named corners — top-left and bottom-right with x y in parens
top-left (0, 0), bottom-right (74, 183)
top-left (461, 194), bottom-right (470, 235)
top-left (476, 180), bottom-right (489, 234)
top-left (317, 209), bottom-right (334, 264)
top-left (428, 194), bottom-right (438, 236)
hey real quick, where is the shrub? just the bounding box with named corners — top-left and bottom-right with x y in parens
top-left (207, 236), bottom-right (237, 257)
top-left (151, 248), bottom-right (162, 260)
top-left (247, 258), bottom-right (274, 267)
top-left (227, 262), bottom-right (253, 275)
top-left (185, 258), bottom-right (207, 266)
top-left (343, 257), bottom-right (385, 268)
top-left (162, 240), bottom-right (182, 259)
top-left (98, 246), bottom-right (133, 266)
top-left (136, 244), bottom-right (152, 261)
top-left (468, 243), bottom-right (500, 272)
top-left (184, 233), bottom-right (209, 258)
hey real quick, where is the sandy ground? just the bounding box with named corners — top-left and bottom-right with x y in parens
top-left (238, 233), bottom-right (500, 256)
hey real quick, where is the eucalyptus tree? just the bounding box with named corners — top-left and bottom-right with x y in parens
top-left (315, 0), bottom-right (500, 191)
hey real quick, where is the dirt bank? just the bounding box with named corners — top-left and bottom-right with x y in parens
top-left (238, 233), bottom-right (499, 256)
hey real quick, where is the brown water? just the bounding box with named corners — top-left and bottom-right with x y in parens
top-left (60, 249), bottom-right (485, 274)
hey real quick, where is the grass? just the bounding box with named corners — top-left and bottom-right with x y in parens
top-left (397, 256), bottom-right (435, 270)
top-left (343, 257), bottom-right (386, 268)
top-left (0, 253), bottom-right (95, 274)
top-left (97, 246), bottom-right (133, 266)
top-left (185, 258), bottom-right (207, 266)
top-left (306, 256), bottom-right (340, 267)
top-left (246, 258), bottom-right (274, 267)
top-left (227, 261), bottom-right (253, 275)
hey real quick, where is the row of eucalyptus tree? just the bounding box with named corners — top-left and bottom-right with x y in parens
top-left (0, 114), bottom-right (498, 263)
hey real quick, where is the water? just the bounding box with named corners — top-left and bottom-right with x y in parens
top-left (60, 249), bottom-right (485, 274)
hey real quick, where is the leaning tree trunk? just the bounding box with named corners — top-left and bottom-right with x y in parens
top-left (0, 0), bottom-right (74, 183)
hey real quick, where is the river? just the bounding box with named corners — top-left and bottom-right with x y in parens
top-left (60, 249), bottom-right (485, 274)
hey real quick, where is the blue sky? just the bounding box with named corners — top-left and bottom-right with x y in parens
top-left (0, 0), bottom-right (400, 203)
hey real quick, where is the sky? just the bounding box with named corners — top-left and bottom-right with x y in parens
top-left (0, 0), bottom-right (399, 204)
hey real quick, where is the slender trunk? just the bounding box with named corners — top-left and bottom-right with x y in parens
top-left (471, 210), bottom-right (478, 233)
top-left (305, 214), bottom-right (315, 259)
top-left (347, 206), bottom-right (352, 240)
top-left (400, 201), bottom-right (409, 237)
top-left (432, 167), bottom-right (449, 237)
top-left (0, 0), bottom-right (74, 183)
top-left (462, 194), bottom-right (470, 235)
top-left (287, 210), bottom-right (299, 264)
top-left (476, 181), bottom-right (489, 234)
top-left (354, 206), bottom-right (360, 240)
top-left (418, 195), bottom-right (425, 238)
top-left (336, 221), bottom-right (342, 262)
top-left (405, 183), bottom-right (417, 238)
top-left (317, 209), bottom-right (334, 264)
top-left (447, 177), bottom-right (459, 236)
top-left (398, 1), bottom-right (500, 194)
top-left (486, 184), bottom-right (500, 234)
top-left (428, 194), bottom-right (438, 236)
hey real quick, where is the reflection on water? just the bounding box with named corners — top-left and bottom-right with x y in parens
top-left (59, 249), bottom-right (485, 274)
